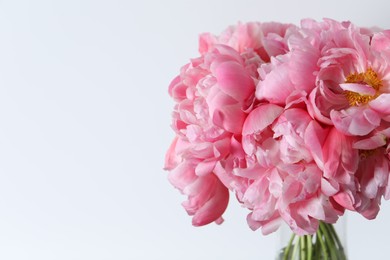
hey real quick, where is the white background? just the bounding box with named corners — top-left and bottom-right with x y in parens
top-left (0, 0), bottom-right (389, 259)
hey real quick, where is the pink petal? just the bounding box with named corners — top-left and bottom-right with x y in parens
top-left (198, 33), bottom-right (217, 54)
top-left (369, 93), bottom-right (390, 114)
top-left (330, 107), bottom-right (380, 136)
top-left (259, 216), bottom-right (282, 235)
top-left (191, 178), bottom-right (229, 226)
top-left (252, 197), bottom-right (277, 221)
top-left (321, 178), bottom-right (340, 196)
top-left (323, 127), bottom-right (358, 179)
top-left (304, 121), bottom-right (329, 170)
top-left (213, 138), bottom-right (231, 159)
top-left (339, 83), bottom-right (377, 96)
top-left (360, 200), bottom-right (380, 220)
top-left (333, 191), bottom-right (356, 211)
top-left (168, 76), bottom-right (188, 101)
top-left (247, 213), bottom-right (282, 235)
top-left (385, 176), bottom-right (390, 200)
top-left (242, 104), bottom-right (284, 135)
top-left (374, 156), bottom-right (389, 188)
top-left (268, 168), bottom-right (283, 197)
top-left (256, 60), bottom-right (295, 104)
top-left (289, 46), bottom-right (318, 93)
top-left (246, 213), bottom-right (262, 231)
top-left (164, 137), bottom-right (179, 170)
top-left (353, 134), bottom-right (387, 150)
top-left (212, 104), bottom-right (246, 134)
top-left (168, 161), bottom-right (197, 191)
top-left (371, 30), bottom-right (390, 52)
top-left (214, 61), bottom-right (255, 101)
top-left (195, 160), bottom-right (216, 176)
top-left (242, 176), bottom-right (268, 206)
top-left (282, 180), bottom-right (302, 205)
top-left (299, 197), bottom-right (326, 220)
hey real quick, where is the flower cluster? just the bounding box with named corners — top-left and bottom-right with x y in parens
top-left (165, 19), bottom-right (390, 235)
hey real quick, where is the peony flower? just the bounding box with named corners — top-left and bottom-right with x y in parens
top-left (166, 19), bottom-right (390, 248)
top-left (238, 105), bottom-right (341, 235)
top-left (321, 122), bottom-right (390, 220)
top-left (303, 19), bottom-right (390, 136)
top-left (166, 21), bottom-right (280, 225)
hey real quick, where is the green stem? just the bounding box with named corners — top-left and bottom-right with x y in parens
top-left (279, 222), bottom-right (346, 260)
top-left (316, 227), bottom-right (328, 260)
top-left (307, 235), bottom-right (312, 260)
top-left (326, 223), bottom-right (346, 260)
top-left (314, 231), bottom-right (321, 258)
top-left (323, 223), bottom-right (340, 259)
top-left (283, 233), bottom-right (296, 260)
top-left (319, 222), bottom-right (337, 260)
top-left (291, 236), bottom-right (300, 260)
top-left (328, 224), bottom-right (344, 250)
top-left (300, 235), bottom-right (306, 260)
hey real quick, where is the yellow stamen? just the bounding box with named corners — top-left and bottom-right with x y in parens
top-left (344, 68), bottom-right (382, 106)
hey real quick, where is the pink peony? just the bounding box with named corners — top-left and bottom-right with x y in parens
top-left (301, 19), bottom-right (390, 136)
top-left (328, 124), bottom-right (390, 219)
top-left (239, 106), bottom-right (341, 235)
top-left (165, 18), bottom-right (390, 237)
top-left (166, 22), bottom-right (274, 225)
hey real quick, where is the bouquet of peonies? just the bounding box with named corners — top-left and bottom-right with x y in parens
top-left (165, 18), bottom-right (390, 259)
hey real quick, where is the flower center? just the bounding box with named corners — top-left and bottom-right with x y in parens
top-left (344, 68), bottom-right (382, 106)
top-left (359, 149), bottom-right (376, 160)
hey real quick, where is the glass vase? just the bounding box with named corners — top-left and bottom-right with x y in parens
top-left (276, 218), bottom-right (347, 260)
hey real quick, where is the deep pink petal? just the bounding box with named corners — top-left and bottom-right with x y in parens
top-left (359, 199), bottom-right (380, 220)
top-left (333, 191), bottom-right (356, 211)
